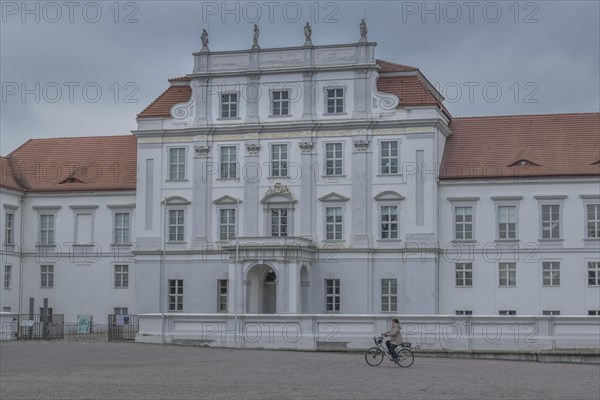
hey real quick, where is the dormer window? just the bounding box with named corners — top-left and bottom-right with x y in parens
top-left (508, 159), bottom-right (539, 167)
top-left (221, 93), bottom-right (238, 118)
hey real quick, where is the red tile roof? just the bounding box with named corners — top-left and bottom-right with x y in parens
top-left (5, 136), bottom-right (137, 192)
top-left (441, 113), bottom-right (600, 179)
top-left (137, 60), bottom-right (449, 119)
top-left (0, 156), bottom-right (24, 192)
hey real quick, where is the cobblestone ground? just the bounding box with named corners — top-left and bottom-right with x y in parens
top-left (1, 341), bottom-right (599, 400)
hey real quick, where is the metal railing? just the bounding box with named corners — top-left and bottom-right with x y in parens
top-left (108, 314), bottom-right (139, 341)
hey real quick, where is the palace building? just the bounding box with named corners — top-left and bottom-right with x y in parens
top-left (1, 27), bottom-right (599, 324)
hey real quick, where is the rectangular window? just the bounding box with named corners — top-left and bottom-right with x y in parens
top-left (114, 213), bottom-right (130, 244)
top-left (380, 141), bottom-right (399, 174)
top-left (325, 279), bottom-right (340, 312)
top-left (271, 208), bottom-right (288, 237)
top-left (218, 279), bottom-right (228, 312)
top-left (588, 262), bottom-right (600, 286)
top-left (455, 263), bottom-right (473, 287)
top-left (326, 88), bottom-right (344, 114)
top-left (542, 310), bottom-right (560, 316)
top-left (380, 206), bottom-right (398, 240)
top-left (325, 207), bottom-right (343, 240)
top-left (498, 206), bottom-right (517, 239)
top-left (2, 307), bottom-right (10, 312)
top-left (588, 310), bottom-right (600, 316)
top-left (381, 279), bottom-right (397, 313)
top-left (219, 209), bottom-right (236, 240)
top-left (114, 307), bottom-right (128, 315)
top-left (40, 214), bottom-right (55, 245)
top-left (5, 213), bottom-right (14, 244)
top-left (271, 144), bottom-right (288, 177)
top-left (168, 210), bottom-right (185, 242)
top-left (272, 90), bottom-right (289, 116)
top-left (455, 207), bottom-right (473, 240)
top-left (168, 279), bottom-right (183, 311)
top-left (220, 146), bottom-right (237, 179)
top-left (169, 148), bottom-right (186, 180)
top-left (587, 204), bottom-right (600, 238)
top-left (499, 310), bottom-right (516, 315)
top-left (221, 93), bottom-right (238, 118)
top-left (324, 143), bottom-right (343, 176)
top-left (4, 265), bottom-right (11, 289)
top-left (114, 265), bottom-right (129, 288)
top-left (41, 265), bottom-right (54, 288)
top-left (542, 262), bottom-right (560, 286)
top-left (499, 262), bottom-right (516, 287)
top-left (541, 204), bottom-right (560, 239)
top-left (455, 310), bottom-right (473, 315)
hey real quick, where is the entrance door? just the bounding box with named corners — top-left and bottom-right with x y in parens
top-left (262, 269), bottom-right (277, 313)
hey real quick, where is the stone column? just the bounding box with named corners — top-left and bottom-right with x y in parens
top-left (351, 139), bottom-right (371, 248)
top-left (192, 144), bottom-right (213, 247)
top-left (287, 262), bottom-right (300, 313)
top-left (298, 141), bottom-right (315, 239)
top-left (243, 142), bottom-right (261, 236)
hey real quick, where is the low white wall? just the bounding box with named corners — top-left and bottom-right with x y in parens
top-left (136, 314), bottom-right (600, 351)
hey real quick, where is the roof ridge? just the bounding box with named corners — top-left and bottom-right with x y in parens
top-left (376, 59), bottom-right (419, 71)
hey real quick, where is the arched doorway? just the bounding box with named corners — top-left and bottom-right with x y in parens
top-left (245, 264), bottom-right (277, 314)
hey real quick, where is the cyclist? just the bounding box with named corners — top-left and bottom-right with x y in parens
top-left (382, 317), bottom-right (402, 361)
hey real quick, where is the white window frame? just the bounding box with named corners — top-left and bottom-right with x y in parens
top-left (39, 214), bottom-right (56, 246)
top-left (270, 143), bottom-right (289, 178)
top-left (542, 261), bottom-right (560, 287)
top-left (455, 263), bottom-right (473, 287)
top-left (535, 196), bottom-right (566, 241)
top-left (168, 147), bottom-right (187, 181)
top-left (499, 310), bottom-right (516, 316)
top-left (168, 279), bottom-right (184, 311)
top-left (499, 262), bottom-right (516, 287)
top-left (492, 197), bottom-right (522, 241)
top-left (586, 204), bottom-right (600, 239)
top-left (325, 278), bottom-right (340, 312)
top-left (455, 310), bottom-right (473, 315)
top-left (448, 198), bottom-right (478, 242)
top-left (4, 212), bottom-right (14, 244)
top-left (114, 264), bottom-right (129, 289)
top-left (217, 279), bottom-right (228, 312)
top-left (219, 145), bottom-right (238, 180)
top-left (219, 208), bottom-right (236, 241)
top-left (380, 205), bottom-right (399, 240)
top-left (220, 92), bottom-right (239, 119)
top-left (40, 265), bottom-right (54, 288)
top-left (588, 261), bottom-right (600, 286)
top-left (380, 140), bottom-right (400, 175)
top-left (271, 89), bottom-right (290, 117)
top-left (270, 208), bottom-right (289, 237)
top-left (168, 209), bottom-right (185, 243)
top-left (114, 307), bottom-right (128, 315)
top-left (323, 142), bottom-right (344, 176)
top-left (581, 195), bottom-right (600, 240)
top-left (324, 206), bottom-right (343, 241)
top-left (542, 310), bottom-right (560, 316)
top-left (588, 310), bottom-right (600, 316)
top-left (381, 278), bottom-right (397, 313)
top-left (4, 265), bottom-right (11, 289)
top-left (324, 87), bottom-right (345, 115)
top-left (454, 206), bottom-right (474, 241)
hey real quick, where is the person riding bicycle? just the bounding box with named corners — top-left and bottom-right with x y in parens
top-left (382, 318), bottom-right (402, 360)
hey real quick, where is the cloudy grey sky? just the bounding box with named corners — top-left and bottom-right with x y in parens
top-left (1, 0), bottom-right (599, 155)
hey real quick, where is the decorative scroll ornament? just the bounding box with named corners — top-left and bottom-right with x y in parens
top-left (246, 143), bottom-right (261, 155)
top-left (194, 145), bottom-right (209, 158)
top-left (170, 84), bottom-right (196, 120)
top-left (266, 182), bottom-right (291, 197)
top-left (371, 73), bottom-right (400, 111)
top-left (298, 142), bottom-right (314, 153)
top-left (353, 140), bottom-right (370, 152)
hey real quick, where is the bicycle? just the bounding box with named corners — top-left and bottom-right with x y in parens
top-left (365, 334), bottom-right (414, 368)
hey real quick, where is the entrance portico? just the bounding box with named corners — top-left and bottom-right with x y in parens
top-left (224, 237), bottom-right (314, 314)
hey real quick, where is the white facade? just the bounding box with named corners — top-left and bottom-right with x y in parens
top-left (1, 38), bottom-right (598, 326)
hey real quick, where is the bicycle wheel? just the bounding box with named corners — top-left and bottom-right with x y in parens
top-left (396, 348), bottom-right (414, 368)
top-left (365, 347), bottom-right (384, 366)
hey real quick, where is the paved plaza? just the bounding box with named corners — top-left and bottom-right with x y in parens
top-left (0, 341), bottom-right (599, 399)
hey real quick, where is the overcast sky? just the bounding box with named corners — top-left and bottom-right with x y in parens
top-left (1, 0), bottom-right (599, 155)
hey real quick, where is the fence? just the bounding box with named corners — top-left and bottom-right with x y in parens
top-left (10, 313), bottom-right (65, 340)
top-left (108, 314), bottom-right (139, 341)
